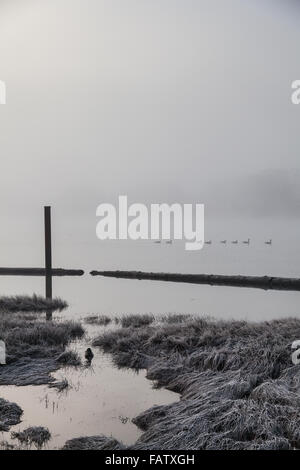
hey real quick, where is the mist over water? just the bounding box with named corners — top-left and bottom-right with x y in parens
top-left (1, 1), bottom-right (300, 322)
top-left (1, 0), bottom-right (300, 221)
top-left (1, 0), bottom-right (300, 453)
top-left (1, 215), bottom-right (299, 321)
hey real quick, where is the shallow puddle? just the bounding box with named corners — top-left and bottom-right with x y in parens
top-left (0, 319), bottom-right (178, 449)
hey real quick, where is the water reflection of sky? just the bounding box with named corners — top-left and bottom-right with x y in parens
top-left (1, 217), bottom-right (300, 321)
top-left (1, 218), bottom-right (300, 447)
top-left (0, 320), bottom-right (178, 449)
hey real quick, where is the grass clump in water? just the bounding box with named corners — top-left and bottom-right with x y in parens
top-left (56, 351), bottom-right (81, 366)
top-left (49, 378), bottom-right (70, 392)
top-left (0, 398), bottom-right (23, 432)
top-left (63, 435), bottom-right (124, 450)
top-left (0, 312), bottom-right (84, 386)
top-left (85, 315), bottom-right (111, 326)
top-left (11, 426), bottom-right (51, 449)
top-left (3, 320), bottom-right (84, 359)
top-left (114, 313), bottom-right (154, 328)
top-left (0, 294), bottom-right (67, 313)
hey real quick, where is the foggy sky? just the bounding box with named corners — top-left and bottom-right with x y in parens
top-left (0, 0), bottom-right (300, 232)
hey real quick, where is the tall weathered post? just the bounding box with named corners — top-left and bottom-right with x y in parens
top-left (44, 206), bottom-right (52, 299)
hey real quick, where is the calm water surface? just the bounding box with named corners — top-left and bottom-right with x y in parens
top-left (0, 320), bottom-right (178, 449)
top-left (1, 217), bottom-right (300, 320)
top-left (0, 217), bottom-right (300, 448)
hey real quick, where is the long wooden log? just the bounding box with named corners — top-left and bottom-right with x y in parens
top-left (0, 268), bottom-right (84, 276)
top-left (90, 270), bottom-right (300, 291)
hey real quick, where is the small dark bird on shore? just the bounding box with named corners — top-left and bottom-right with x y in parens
top-left (85, 348), bottom-right (94, 363)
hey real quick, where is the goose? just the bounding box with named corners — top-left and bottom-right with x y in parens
top-left (231, 240), bottom-right (238, 244)
top-left (85, 348), bottom-right (94, 363)
top-left (220, 240), bottom-right (227, 244)
top-left (154, 240), bottom-right (161, 244)
top-left (243, 238), bottom-right (250, 245)
top-left (205, 240), bottom-right (212, 245)
top-left (265, 239), bottom-right (272, 245)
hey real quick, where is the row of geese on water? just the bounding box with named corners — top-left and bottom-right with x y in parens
top-left (154, 238), bottom-right (272, 245)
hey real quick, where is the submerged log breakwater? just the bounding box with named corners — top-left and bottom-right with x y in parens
top-left (0, 268), bottom-right (84, 276)
top-left (90, 270), bottom-right (300, 291)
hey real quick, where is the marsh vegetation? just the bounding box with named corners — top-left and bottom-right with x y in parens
top-left (81, 315), bottom-right (300, 450)
top-left (0, 312), bottom-right (84, 386)
top-left (84, 315), bottom-right (112, 326)
top-left (0, 398), bottom-right (23, 432)
top-left (0, 295), bottom-right (68, 313)
top-left (0, 294), bottom-right (84, 443)
top-left (11, 426), bottom-right (51, 449)
top-left (2, 296), bottom-right (300, 451)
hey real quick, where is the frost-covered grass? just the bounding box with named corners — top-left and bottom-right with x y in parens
top-left (114, 314), bottom-right (155, 328)
top-left (63, 435), bottom-right (124, 450)
top-left (11, 426), bottom-right (51, 449)
top-left (89, 316), bottom-right (300, 450)
top-left (0, 309), bottom-right (84, 439)
top-left (85, 313), bottom-right (155, 328)
top-left (0, 398), bottom-right (23, 432)
top-left (84, 315), bottom-right (112, 326)
top-left (0, 315), bottom-right (84, 361)
top-left (159, 313), bottom-right (192, 324)
top-left (0, 295), bottom-right (67, 313)
top-left (0, 312), bottom-right (84, 386)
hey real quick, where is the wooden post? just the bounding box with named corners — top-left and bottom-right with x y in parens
top-left (44, 206), bottom-right (52, 299)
